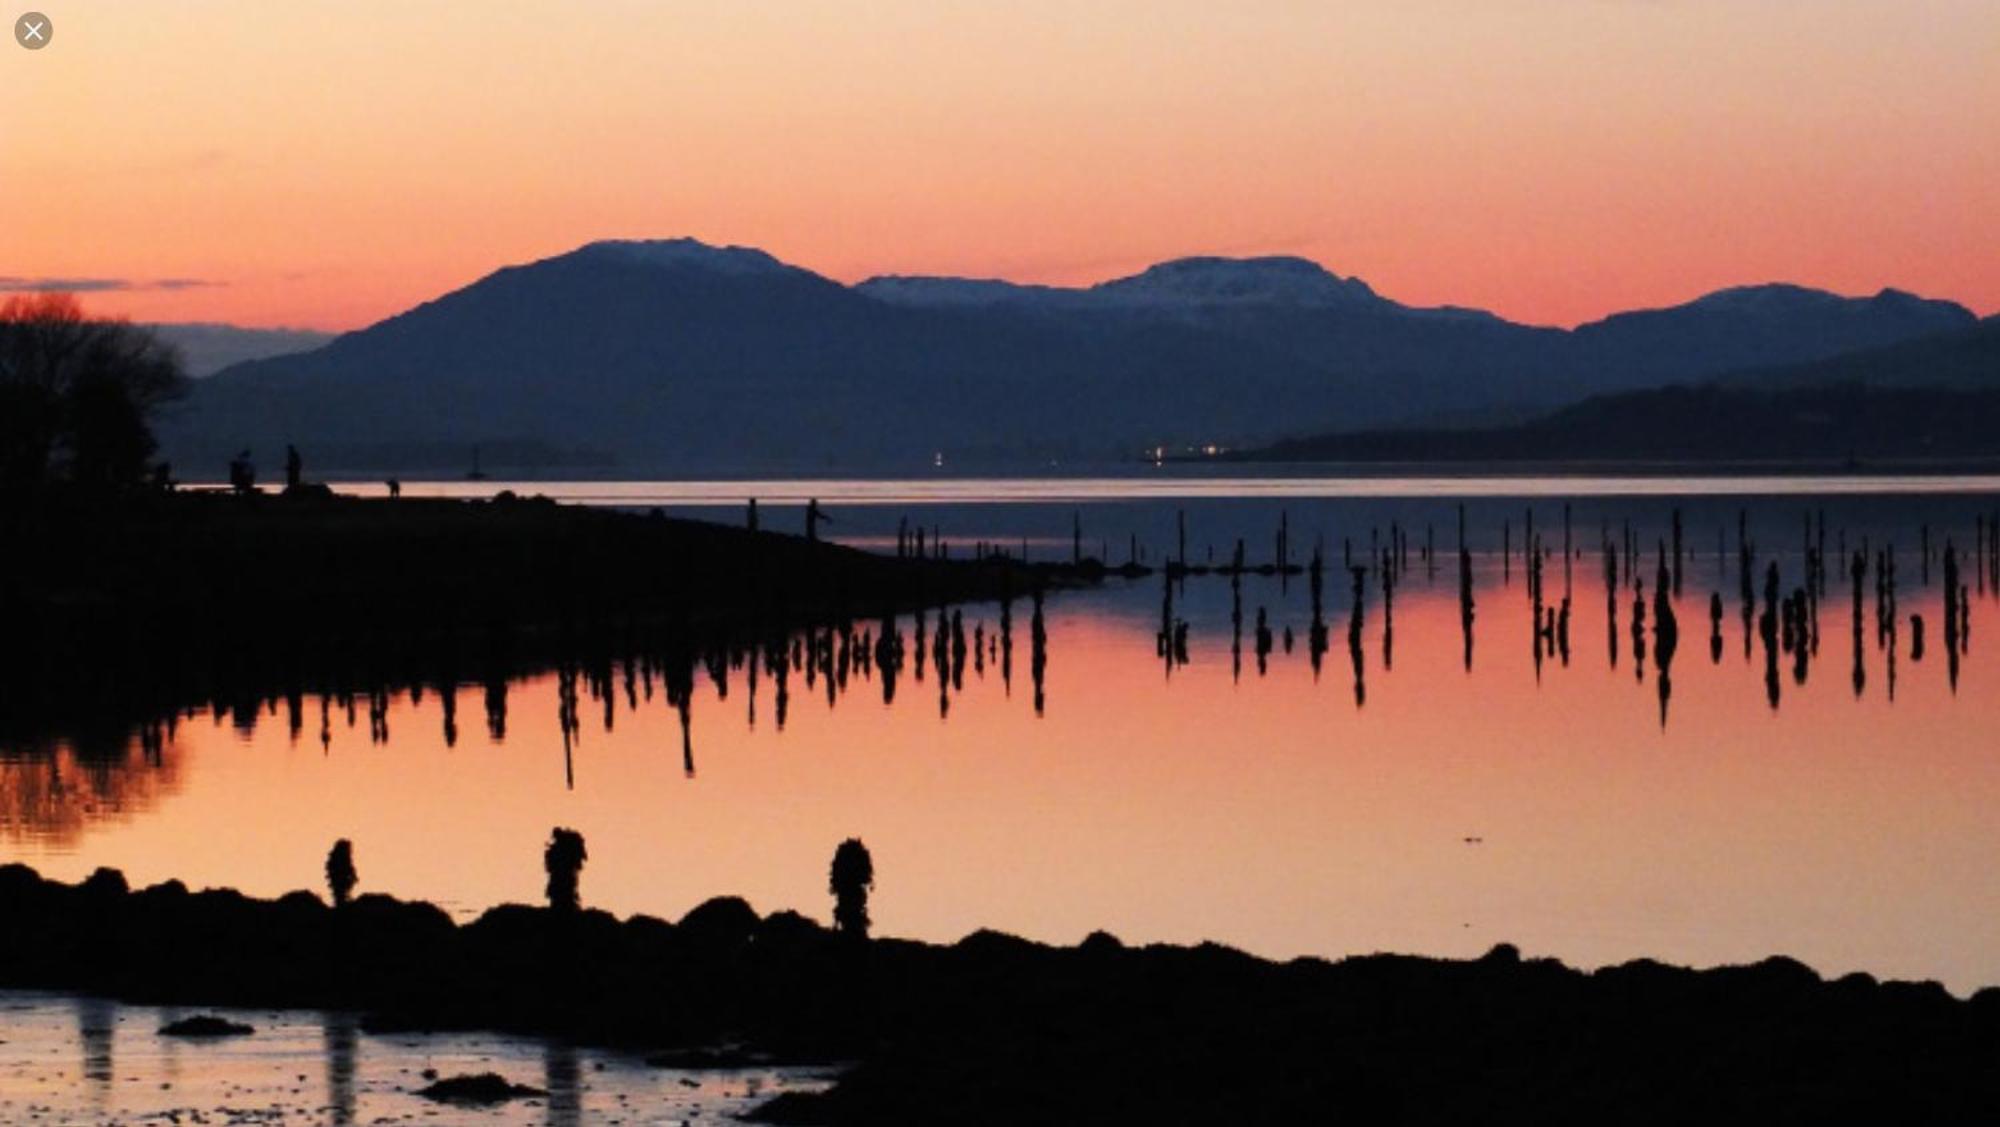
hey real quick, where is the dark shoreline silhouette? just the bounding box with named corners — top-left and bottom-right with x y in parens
top-left (4, 863), bottom-right (1999, 1124)
top-left (0, 490), bottom-right (1096, 745)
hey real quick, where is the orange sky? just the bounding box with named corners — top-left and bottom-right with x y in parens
top-left (3, 1), bottom-right (1995, 330)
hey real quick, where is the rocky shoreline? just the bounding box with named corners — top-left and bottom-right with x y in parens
top-left (2, 864), bottom-right (1997, 1123)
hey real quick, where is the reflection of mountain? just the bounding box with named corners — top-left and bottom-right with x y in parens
top-left (1241, 317), bottom-right (2000, 464)
top-left (0, 738), bottom-right (185, 847)
top-left (160, 239), bottom-right (1972, 474)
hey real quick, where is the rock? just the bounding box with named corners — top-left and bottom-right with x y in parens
top-left (415, 1072), bottom-right (547, 1104)
top-left (159, 1015), bottom-right (254, 1038)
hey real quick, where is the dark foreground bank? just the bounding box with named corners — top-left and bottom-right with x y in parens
top-left (0, 489), bottom-right (1090, 741)
top-left (3, 866), bottom-right (1997, 1125)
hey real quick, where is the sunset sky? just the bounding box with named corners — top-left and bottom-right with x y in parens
top-left (3, 0), bottom-right (1995, 330)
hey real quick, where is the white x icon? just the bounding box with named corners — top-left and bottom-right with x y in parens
top-left (21, 21), bottom-right (44, 40)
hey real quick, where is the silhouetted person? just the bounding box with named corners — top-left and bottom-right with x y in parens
top-left (385, 477), bottom-right (401, 498)
top-left (830, 837), bottom-right (874, 940)
top-left (285, 444), bottom-right (302, 491)
top-left (748, 498), bottom-right (759, 532)
top-left (325, 839), bottom-right (357, 907)
top-left (228, 449), bottom-right (255, 495)
top-left (544, 827), bottom-right (587, 912)
top-left (806, 498), bottom-right (829, 542)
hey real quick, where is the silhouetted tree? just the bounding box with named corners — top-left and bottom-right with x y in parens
top-left (324, 839), bottom-right (357, 907)
top-left (0, 293), bottom-right (186, 492)
top-left (829, 837), bottom-right (875, 939)
top-left (544, 827), bottom-right (587, 912)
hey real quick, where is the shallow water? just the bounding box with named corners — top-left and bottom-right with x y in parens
top-left (7, 480), bottom-right (2000, 996)
top-left (0, 991), bottom-right (828, 1124)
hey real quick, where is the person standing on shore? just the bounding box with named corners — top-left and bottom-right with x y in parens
top-left (228, 450), bottom-right (255, 495)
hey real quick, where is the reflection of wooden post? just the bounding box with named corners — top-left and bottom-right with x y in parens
top-left (1817, 511), bottom-right (1827, 598)
top-left (1563, 503), bottom-right (1573, 595)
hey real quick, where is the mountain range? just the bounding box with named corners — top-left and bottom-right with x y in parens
top-left (1237, 316), bottom-right (2000, 465)
top-left (160, 238), bottom-right (1979, 474)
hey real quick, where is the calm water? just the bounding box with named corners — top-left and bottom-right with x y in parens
top-left (0, 991), bottom-right (827, 1124)
top-left (8, 478), bottom-right (2000, 996)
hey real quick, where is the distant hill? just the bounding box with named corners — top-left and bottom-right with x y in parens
top-left (1236, 317), bottom-right (2000, 465)
top-left (145, 323), bottom-right (333, 378)
top-left (160, 238), bottom-right (1977, 475)
top-left (1568, 285), bottom-right (1974, 389)
top-left (1717, 314), bottom-right (2000, 392)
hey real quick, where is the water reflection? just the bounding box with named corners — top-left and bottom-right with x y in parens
top-left (5, 506), bottom-right (1997, 848)
top-left (324, 1010), bottom-right (358, 1125)
top-left (0, 733), bottom-right (184, 847)
top-left (75, 994), bottom-right (113, 1118)
top-left (545, 1040), bottom-right (583, 1127)
top-left (7, 501), bottom-right (2000, 990)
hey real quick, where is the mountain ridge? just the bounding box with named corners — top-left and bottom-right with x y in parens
top-left (160, 238), bottom-right (1979, 474)
top-left (1231, 314), bottom-right (2000, 465)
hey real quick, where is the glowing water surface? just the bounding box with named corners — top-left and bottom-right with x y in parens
top-left (7, 485), bottom-right (2000, 995)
